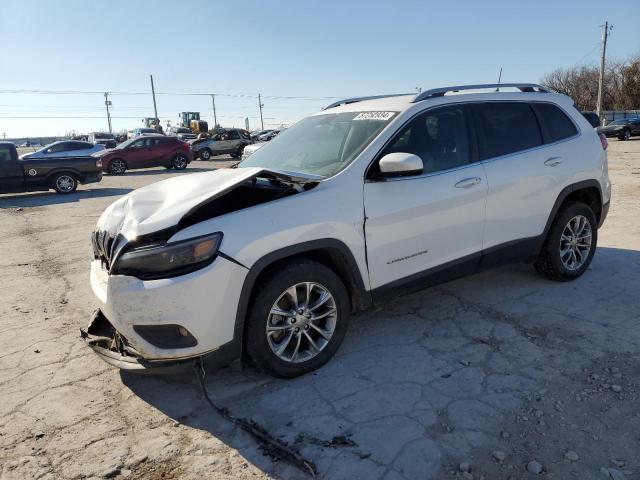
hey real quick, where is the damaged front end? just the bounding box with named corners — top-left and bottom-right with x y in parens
top-left (81, 310), bottom-right (198, 373)
top-left (83, 167), bottom-right (320, 372)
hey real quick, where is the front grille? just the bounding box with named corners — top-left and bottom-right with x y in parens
top-left (92, 230), bottom-right (127, 272)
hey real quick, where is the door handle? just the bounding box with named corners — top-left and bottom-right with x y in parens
top-left (544, 157), bottom-right (563, 167)
top-left (454, 177), bottom-right (482, 189)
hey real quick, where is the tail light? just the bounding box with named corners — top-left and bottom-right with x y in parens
top-left (95, 158), bottom-right (102, 168)
top-left (182, 142), bottom-right (190, 151)
top-left (598, 133), bottom-right (608, 150)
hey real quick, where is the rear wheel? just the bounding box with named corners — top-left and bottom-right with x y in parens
top-left (199, 148), bottom-right (211, 160)
top-left (171, 154), bottom-right (188, 170)
top-left (246, 260), bottom-right (350, 378)
top-left (52, 173), bottom-right (77, 194)
top-left (619, 128), bottom-right (631, 141)
top-left (535, 201), bottom-right (597, 281)
top-left (108, 158), bottom-right (127, 175)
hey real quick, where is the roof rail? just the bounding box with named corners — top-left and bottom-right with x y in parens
top-left (323, 93), bottom-right (412, 110)
top-left (413, 83), bottom-right (549, 103)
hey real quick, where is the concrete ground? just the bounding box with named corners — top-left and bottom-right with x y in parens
top-left (1, 141), bottom-right (639, 480)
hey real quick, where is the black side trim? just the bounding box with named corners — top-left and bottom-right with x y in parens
top-left (232, 239), bottom-right (370, 359)
top-left (479, 236), bottom-right (543, 270)
top-left (371, 251), bottom-right (481, 305)
top-left (599, 201), bottom-right (610, 228)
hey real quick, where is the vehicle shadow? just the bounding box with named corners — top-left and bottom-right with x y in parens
top-left (120, 246), bottom-right (640, 479)
top-left (0, 187), bottom-right (132, 209)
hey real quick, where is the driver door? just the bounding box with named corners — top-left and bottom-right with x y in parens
top-left (126, 138), bottom-right (156, 168)
top-left (363, 104), bottom-right (488, 293)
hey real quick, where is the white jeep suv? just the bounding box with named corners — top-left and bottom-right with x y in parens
top-left (83, 83), bottom-right (611, 378)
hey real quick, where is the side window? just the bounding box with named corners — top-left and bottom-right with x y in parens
top-left (227, 130), bottom-right (241, 140)
top-left (130, 139), bottom-right (146, 149)
top-left (47, 142), bottom-right (69, 153)
top-left (532, 103), bottom-right (577, 143)
top-left (473, 102), bottom-right (542, 159)
top-left (71, 141), bottom-right (91, 150)
top-left (382, 105), bottom-right (470, 174)
top-left (0, 146), bottom-right (12, 161)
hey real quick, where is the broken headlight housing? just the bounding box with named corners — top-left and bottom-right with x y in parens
top-left (113, 232), bottom-right (223, 280)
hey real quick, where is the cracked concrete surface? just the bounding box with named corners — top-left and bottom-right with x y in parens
top-left (1, 143), bottom-right (639, 480)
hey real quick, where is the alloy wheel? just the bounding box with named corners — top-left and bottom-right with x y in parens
top-left (173, 155), bottom-right (188, 169)
top-left (559, 215), bottom-right (592, 271)
top-left (110, 159), bottom-right (126, 174)
top-left (56, 175), bottom-right (75, 193)
top-left (266, 282), bottom-right (337, 363)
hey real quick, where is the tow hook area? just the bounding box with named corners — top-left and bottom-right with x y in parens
top-left (80, 309), bottom-right (149, 370)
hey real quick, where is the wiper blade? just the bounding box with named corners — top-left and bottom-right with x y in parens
top-left (259, 168), bottom-right (324, 185)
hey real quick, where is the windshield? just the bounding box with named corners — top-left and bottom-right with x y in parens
top-left (94, 133), bottom-right (114, 139)
top-left (176, 128), bottom-right (191, 133)
top-left (609, 119), bottom-right (631, 125)
top-left (240, 111), bottom-right (396, 177)
top-left (116, 138), bottom-right (136, 149)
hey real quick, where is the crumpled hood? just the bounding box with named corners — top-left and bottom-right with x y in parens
top-left (97, 167), bottom-right (264, 240)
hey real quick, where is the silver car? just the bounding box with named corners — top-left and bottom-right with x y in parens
top-left (191, 129), bottom-right (252, 160)
top-left (19, 140), bottom-right (105, 160)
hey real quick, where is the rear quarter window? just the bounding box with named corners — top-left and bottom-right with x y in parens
top-left (473, 102), bottom-right (542, 159)
top-left (532, 103), bottom-right (578, 143)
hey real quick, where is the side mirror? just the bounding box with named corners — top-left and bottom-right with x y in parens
top-left (378, 152), bottom-right (423, 177)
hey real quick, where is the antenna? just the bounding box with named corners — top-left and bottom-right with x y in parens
top-left (496, 67), bottom-right (503, 92)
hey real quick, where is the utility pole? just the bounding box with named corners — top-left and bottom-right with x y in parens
top-left (150, 75), bottom-right (159, 125)
top-left (258, 93), bottom-right (264, 130)
top-left (496, 67), bottom-right (503, 91)
top-left (104, 92), bottom-right (112, 134)
top-left (210, 94), bottom-right (218, 127)
top-left (596, 22), bottom-right (612, 122)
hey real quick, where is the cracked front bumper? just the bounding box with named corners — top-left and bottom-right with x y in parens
top-left (80, 309), bottom-right (190, 372)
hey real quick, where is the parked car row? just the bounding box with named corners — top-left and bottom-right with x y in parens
top-left (190, 128), bottom-right (252, 160)
top-left (597, 117), bottom-right (640, 141)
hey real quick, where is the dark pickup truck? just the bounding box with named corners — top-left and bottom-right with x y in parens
top-left (0, 142), bottom-right (103, 194)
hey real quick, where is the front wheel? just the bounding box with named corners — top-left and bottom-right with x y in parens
top-left (199, 148), bottom-right (211, 160)
top-left (108, 158), bottom-right (127, 175)
top-left (246, 260), bottom-right (350, 378)
top-left (171, 154), bottom-right (188, 170)
top-left (535, 201), bottom-right (598, 281)
top-left (52, 173), bottom-right (77, 194)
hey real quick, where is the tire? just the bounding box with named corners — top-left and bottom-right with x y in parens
top-left (171, 154), bottom-right (188, 170)
top-left (52, 173), bottom-right (77, 194)
top-left (108, 158), bottom-right (127, 175)
top-left (246, 260), bottom-right (350, 378)
top-left (618, 129), bottom-right (631, 141)
top-left (199, 148), bottom-right (211, 160)
top-left (535, 201), bottom-right (598, 281)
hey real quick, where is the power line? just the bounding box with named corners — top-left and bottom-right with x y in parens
top-left (0, 88), bottom-right (343, 100)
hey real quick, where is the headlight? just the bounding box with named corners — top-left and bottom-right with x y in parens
top-left (113, 232), bottom-right (223, 280)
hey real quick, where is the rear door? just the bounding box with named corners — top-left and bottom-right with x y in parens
top-left (0, 144), bottom-right (25, 193)
top-left (364, 104), bottom-right (488, 291)
top-left (473, 101), bottom-right (576, 252)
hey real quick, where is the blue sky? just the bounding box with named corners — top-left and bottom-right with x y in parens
top-left (1, 0), bottom-right (638, 138)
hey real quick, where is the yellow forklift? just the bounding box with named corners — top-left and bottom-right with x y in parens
top-left (179, 112), bottom-right (208, 136)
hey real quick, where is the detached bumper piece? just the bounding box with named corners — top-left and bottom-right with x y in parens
top-left (80, 310), bottom-right (193, 373)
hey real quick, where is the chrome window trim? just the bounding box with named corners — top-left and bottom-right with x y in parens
top-left (364, 99), bottom-right (583, 182)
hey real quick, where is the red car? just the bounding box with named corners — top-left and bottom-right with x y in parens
top-left (97, 135), bottom-right (193, 175)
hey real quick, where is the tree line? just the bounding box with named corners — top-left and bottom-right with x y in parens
top-left (541, 53), bottom-right (640, 111)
